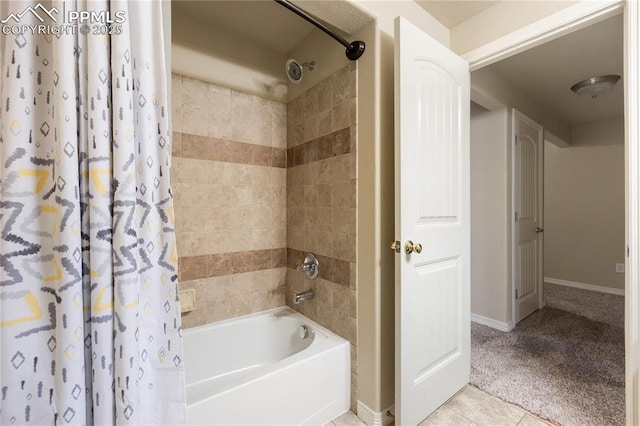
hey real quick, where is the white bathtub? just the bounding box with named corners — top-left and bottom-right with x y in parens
top-left (184, 306), bottom-right (350, 425)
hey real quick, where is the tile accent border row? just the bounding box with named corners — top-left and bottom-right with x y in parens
top-left (287, 248), bottom-right (354, 287)
top-left (172, 127), bottom-right (352, 169)
top-left (287, 127), bottom-right (351, 168)
top-left (172, 132), bottom-right (287, 168)
top-left (178, 248), bottom-right (286, 282)
top-left (178, 248), bottom-right (352, 285)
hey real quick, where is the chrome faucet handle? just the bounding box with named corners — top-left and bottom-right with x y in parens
top-left (297, 253), bottom-right (319, 280)
top-left (297, 264), bottom-right (311, 272)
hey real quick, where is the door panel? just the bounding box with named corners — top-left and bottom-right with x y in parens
top-left (415, 258), bottom-right (461, 379)
top-left (395, 17), bottom-right (470, 425)
top-left (513, 110), bottom-right (544, 323)
top-left (416, 63), bottom-right (460, 221)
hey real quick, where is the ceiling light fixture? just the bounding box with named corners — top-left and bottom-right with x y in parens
top-left (570, 75), bottom-right (621, 98)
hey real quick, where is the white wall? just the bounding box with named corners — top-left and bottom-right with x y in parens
top-left (451, 1), bottom-right (577, 55)
top-left (354, 1), bottom-right (448, 46)
top-left (544, 117), bottom-right (625, 291)
top-left (471, 67), bottom-right (571, 146)
top-left (470, 107), bottom-right (513, 325)
top-left (172, 10), bottom-right (288, 102)
top-left (348, 0), bottom-right (449, 415)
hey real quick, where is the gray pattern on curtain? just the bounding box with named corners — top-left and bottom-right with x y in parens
top-left (0, 1), bottom-right (186, 424)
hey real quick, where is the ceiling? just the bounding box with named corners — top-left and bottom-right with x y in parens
top-left (488, 13), bottom-right (623, 126)
top-left (172, 1), bottom-right (622, 127)
top-left (172, 1), bottom-right (314, 54)
top-left (415, 0), bottom-right (499, 28)
top-left (172, 1), bottom-right (372, 56)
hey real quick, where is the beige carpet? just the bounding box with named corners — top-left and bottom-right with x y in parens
top-left (471, 284), bottom-right (624, 426)
top-left (544, 282), bottom-right (624, 328)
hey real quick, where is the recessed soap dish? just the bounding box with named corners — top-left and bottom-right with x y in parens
top-left (179, 289), bottom-right (196, 314)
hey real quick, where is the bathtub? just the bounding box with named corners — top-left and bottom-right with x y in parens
top-left (184, 306), bottom-right (350, 425)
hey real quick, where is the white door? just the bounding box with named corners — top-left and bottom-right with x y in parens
top-left (394, 17), bottom-right (470, 425)
top-left (512, 109), bottom-right (544, 323)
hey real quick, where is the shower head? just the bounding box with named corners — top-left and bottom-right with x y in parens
top-left (286, 59), bottom-right (315, 84)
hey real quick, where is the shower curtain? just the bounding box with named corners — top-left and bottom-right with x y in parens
top-left (0, 1), bottom-right (185, 424)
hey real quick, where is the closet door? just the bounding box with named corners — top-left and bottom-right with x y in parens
top-left (513, 109), bottom-right (544, 323)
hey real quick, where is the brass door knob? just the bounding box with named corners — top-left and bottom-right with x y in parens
top-left (535, 227), bottom-right (544, 233)
top-left (390, 241), bottom-right (401, 253)
top-left (404, 240), bottom-right (423, 254)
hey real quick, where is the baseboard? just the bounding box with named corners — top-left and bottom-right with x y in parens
top-left (544, 277), bottom-right (624, 296)
top-left (471, 313), bottom-right (514, 332)
top-left (356, 401), bottom-right (395, 426)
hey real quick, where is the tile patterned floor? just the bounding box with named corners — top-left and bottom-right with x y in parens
top-left (328, 385), bottom-right (555, 426)
top-left (328, 410), bottom-right (367, 426)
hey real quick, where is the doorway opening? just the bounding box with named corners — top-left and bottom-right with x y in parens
top-left (469, 11), bottom-right (625, 426)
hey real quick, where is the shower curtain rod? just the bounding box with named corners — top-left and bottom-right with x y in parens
top-left (274, 0), bottom-right (365, 60)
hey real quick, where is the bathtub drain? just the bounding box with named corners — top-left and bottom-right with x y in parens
top-left (298, 325), bottom-right (309, 339)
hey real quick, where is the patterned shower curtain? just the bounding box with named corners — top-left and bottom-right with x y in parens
top-left (0, 1), bottom-right (186, 424)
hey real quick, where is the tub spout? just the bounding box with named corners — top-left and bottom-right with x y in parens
top-left (293, 289), bottom-right (315, 304)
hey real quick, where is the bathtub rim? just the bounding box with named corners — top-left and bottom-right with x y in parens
top-left (183, 305), bottom-right (351, 411)
top-left (185, 305), bottom-right (352, 426)
top-left (182, 305), bottom-right (345, 343)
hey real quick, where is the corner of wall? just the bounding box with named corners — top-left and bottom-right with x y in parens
top-left (544, 116), bottom-right (625, 291)
top-left (352, 0), bottom-right (449, 47)
top-left (355, 17), bottom-right (381, 413)
top-left (285, 28), bottom-right (351, 102)
top-left (357, 400), bottom-right (395, 426)
top-left (171, 11), bottom-right (288, 102)
top-left (470, 107), bottom-right (513, 325)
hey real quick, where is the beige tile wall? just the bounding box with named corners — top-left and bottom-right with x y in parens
top-left (172, 66), bottom-right (360, 410)
top-left (285, 63), bottom-right (359, 411)
top-left (172, 73), bottom-right (287, 328)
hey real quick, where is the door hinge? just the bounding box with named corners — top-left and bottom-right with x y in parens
top-left (515, 135), bottom-right (518, 145)
top-left (515, 212), bottom-right (518, 222)
top-left (628, 245), bottom-right (630, 257)
top-left (515, 289), bottom-right (519, 299)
